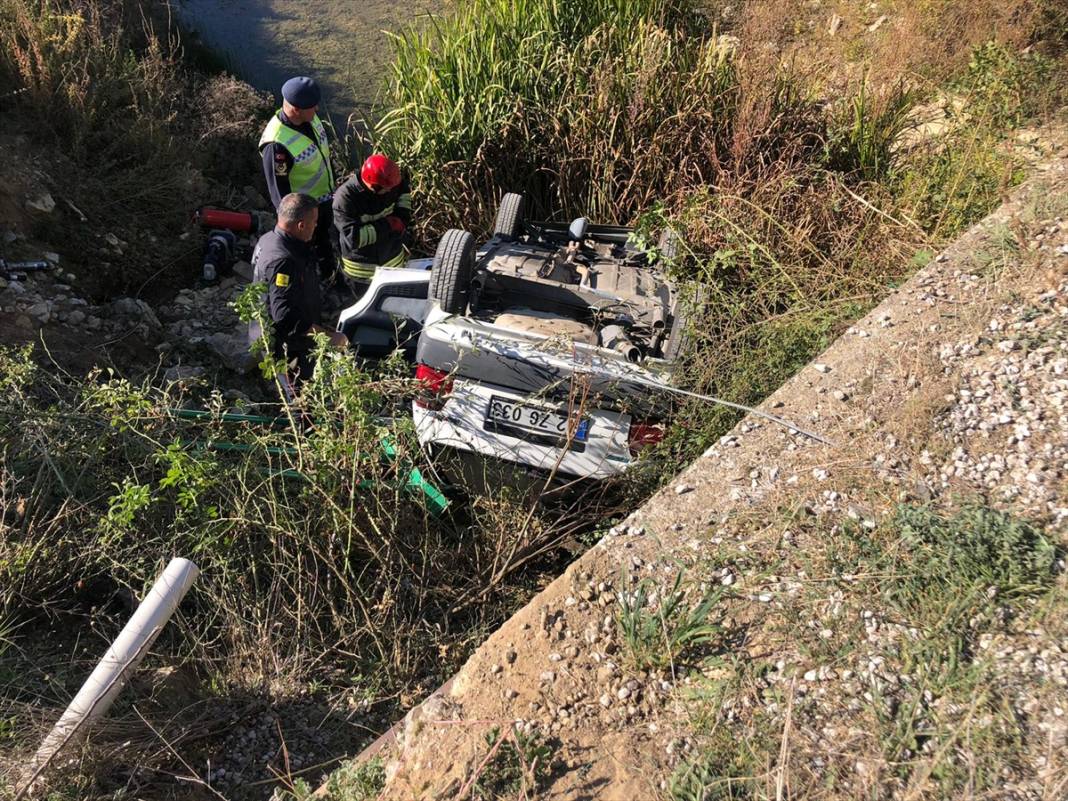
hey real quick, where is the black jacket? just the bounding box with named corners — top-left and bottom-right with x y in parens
top-left (249, 228), bottom-right (321, 358)
top-left (332, 172), bottom-right (412, 262)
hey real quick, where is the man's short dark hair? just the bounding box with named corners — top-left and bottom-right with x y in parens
top-left (278, 193), bottom-right (318, 226)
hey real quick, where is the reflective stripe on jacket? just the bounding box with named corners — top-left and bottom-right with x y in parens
top-left (341, 248), bottom-right (406, 281)
top-left (332, 172), bottom-right (412, 261)
top-left (258, 112), bottom-right (334, 203)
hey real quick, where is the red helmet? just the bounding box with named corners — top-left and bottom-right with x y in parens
top-left (361, 154), bottom-right (401, 192)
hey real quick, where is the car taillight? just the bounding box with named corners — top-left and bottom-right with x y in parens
top-left (415, 364), bottom-right (453, 409)
top-left (628, 420), bottom-right (665, 455)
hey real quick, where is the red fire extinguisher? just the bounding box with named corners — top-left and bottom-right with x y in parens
top-left (194, 207), bottom-right (260, 234)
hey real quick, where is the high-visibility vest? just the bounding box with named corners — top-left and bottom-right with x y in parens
top-left (258, 112), bottom-right (334, 203)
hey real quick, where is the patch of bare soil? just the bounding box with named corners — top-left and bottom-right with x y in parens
top-left (358, 145), bottom-right (1068, 799)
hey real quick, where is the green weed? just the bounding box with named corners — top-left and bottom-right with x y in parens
top-left (896, 41), bottom-right (1057, 239)
top-left (617, 570), bottom-right (723, 671)
top-left (0, 342), bottom-right (575, 704)
top-left (472, 726), bottom-right (554, 801)
top-left (826, 79), bottom-right (917, 182)
top-left (323, 757), bottom-right (386, 801)
top-left (957, 41), bottom-right (1055, 128)
top-left (667, 723), bottom-right (762, 801)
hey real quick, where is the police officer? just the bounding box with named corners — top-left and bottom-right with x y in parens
top-left (332, 153), bottom-right (412, 296)
top-left (259, 76), bottom-right (337, 278)
top-left (249, 193), bottom-right (347, 390)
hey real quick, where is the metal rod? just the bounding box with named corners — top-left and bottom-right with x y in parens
top-left (621, 373), bottom-right (835, 446)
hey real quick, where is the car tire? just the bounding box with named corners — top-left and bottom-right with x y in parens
top-left (430, 229), bottom-right (476, 315)
top-left (658, 227), bottom-right (680, 262)
top-left (493, 192), bottom-right (526, 239)
top-left (664, 283), bottom-right (705, 361)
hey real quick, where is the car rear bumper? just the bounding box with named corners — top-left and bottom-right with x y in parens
top-left (416, 309), bottom-right (676, 416)
top-left (413, 378), bottom-right (635, 480)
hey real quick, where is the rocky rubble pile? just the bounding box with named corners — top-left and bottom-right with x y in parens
top-left (0, 232), bottom-right (264, 388)
top-left (0, 264), bottom-right (152, 337)
top-left (156, 269), bottom-right (256, 377)
top-left (199, 699), bottom-right (334, 792)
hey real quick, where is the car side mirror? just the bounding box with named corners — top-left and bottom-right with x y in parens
top-left (568, 217), bottom-right (589, 242)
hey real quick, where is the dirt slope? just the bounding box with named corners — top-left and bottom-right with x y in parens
top-left (360, 146), bottom-right (1068, 799)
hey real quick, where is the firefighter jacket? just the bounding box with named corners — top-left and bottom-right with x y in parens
top-left (332, 172), bottom-right (412, 280)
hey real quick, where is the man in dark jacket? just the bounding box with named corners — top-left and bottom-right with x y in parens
top-left (249, 193), bottom-right (347, 389)
top-left (332, 153), bottom-right (412, 295)
top-left (259, 76), bottom-right (337, 279)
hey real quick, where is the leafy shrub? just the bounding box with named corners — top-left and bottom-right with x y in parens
top-left (896, 41), bottom-right (1060, 238)
top-left (0, 343), bottom-right (583, 700)
top-left (958, 41), bottom-right (1056, 128)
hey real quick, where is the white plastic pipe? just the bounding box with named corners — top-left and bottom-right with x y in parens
top-left (21, 557), bottom-right (199, 793)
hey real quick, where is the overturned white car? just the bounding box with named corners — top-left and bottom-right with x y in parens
top-left (338, 193), bottom-right (688, 484)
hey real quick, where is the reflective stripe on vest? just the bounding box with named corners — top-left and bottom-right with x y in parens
top-left (357, 224), bottom-right (378, 249)
top-left (259, 112), bottom-right (334, 203)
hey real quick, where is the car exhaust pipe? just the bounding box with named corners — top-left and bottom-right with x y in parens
top-left (600, 325), bottom-right (641, 362)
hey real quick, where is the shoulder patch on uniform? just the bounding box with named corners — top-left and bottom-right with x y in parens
top-left (275, 272), bottom-right (290, 287)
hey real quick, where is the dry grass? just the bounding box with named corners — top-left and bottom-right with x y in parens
top-left (0, 0), bottom-right (272, 295)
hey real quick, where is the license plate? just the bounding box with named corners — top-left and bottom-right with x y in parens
top-left (485, 395), bottom-right (589, 445)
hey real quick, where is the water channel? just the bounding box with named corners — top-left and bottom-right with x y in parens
top-left (175, 0), bottom-right (443, 130)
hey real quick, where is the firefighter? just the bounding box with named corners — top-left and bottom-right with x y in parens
top-left (259, 76), bottom-right (337, 279)
top-left (332, 153), bottom-right (412, 295)
top-left (249, 193), bottom-right (348, 392)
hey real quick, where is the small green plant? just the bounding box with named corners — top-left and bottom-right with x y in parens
top-left (667, 726), bottom-right (760, 801)
top-left (894, 503), bottom-right (1056, 599)
top-left (322, 756), bottom-right (386, 801)
top-left (233, 281), bottom-right (287, 381)
top-left (616, 570), bottom-right (723, 671)
top-left (957, 41), bottom-right (1054, 128)
top-left (471, 726), bottom-right (553, 800)
top-left (102, 478), bottom-right (153, 540)
top-left (156, 443), bottom-right (219, 519)
top-left (0, 345), bottom-right (35, 395)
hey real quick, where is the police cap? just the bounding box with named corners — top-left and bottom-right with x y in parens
top-left (281, 76), bottom-right (321, 109)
